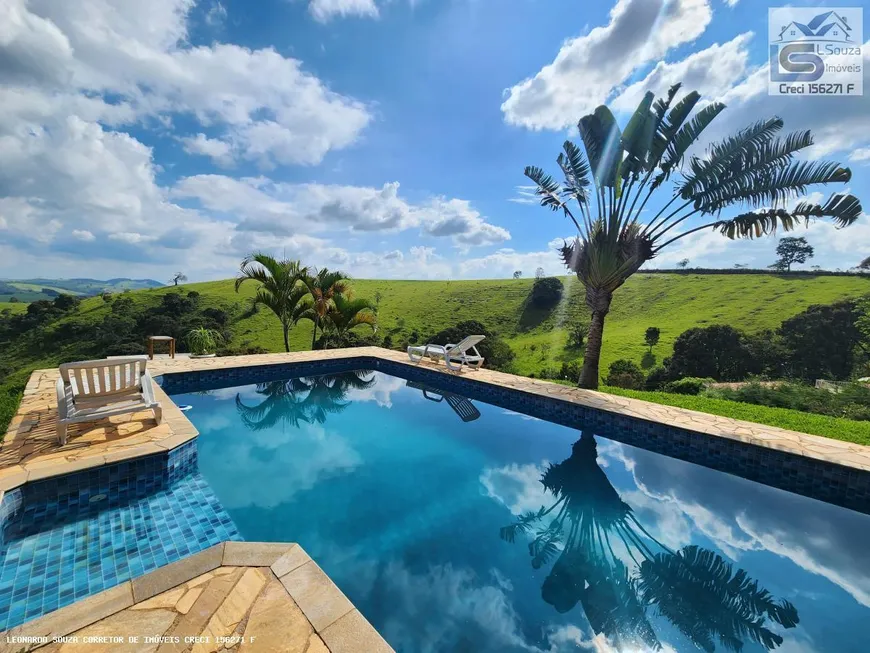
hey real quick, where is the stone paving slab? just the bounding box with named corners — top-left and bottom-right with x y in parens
top-left (0, 542), bottom-right (393, 653)
top-left (3, 347), bottom-right (870, 491)
top-left (0, 370), bottom-right (196, 491)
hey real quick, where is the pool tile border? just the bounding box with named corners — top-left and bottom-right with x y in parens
top-left (0, 542), bottom-right (393, 653)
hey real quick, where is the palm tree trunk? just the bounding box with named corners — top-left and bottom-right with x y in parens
top-left (579, 289), bottom-right (613, 389)
top-left (311, 316), bottom-right (318, 350)
top-left (282, 322), bottom-right (290, 353)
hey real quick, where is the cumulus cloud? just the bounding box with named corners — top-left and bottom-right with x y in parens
top-left (611, 33), bottom-right (753, 112)
top-left (180, 133), bottom-right (234, 166)
top-left (172, 176), bottom-right (509, 248)
top-left (501, 0), bottom-right (713, 129)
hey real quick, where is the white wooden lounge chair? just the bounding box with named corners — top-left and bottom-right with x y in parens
top-left (407, 335), bottom-right (485, 372)
top-left (55, 356), bottom-right (162, 445)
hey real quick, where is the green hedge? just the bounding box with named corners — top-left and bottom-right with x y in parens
top-left (601, 386), bottom-right (870, 446)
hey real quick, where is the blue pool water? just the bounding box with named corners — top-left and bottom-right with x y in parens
top-left (164, 369), bottom-right (870, 653)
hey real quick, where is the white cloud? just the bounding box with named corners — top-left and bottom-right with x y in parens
top-left (172, 176), bottom-right (510, 248)
top-left (180, 133), bottom-right (234, 166)
top-left (851, 148), bottom-right (870, 163)
top-left (204, 1), bottom-right (227, 27)
top-left (508, 185), bottom-right (538, 205)
top-left (501, 0), bottom-right (713, 129)
top-left (612, 33), bottom-right (753, 112)
top-left (308, 0), bottom-right (379, 22)
top-left (71, 229), bottom-right (95, 241)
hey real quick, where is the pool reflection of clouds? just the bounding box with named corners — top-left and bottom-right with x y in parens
top-left (599, 440), bottom-right (870, 610)
top-left (197, 423), bottom-right (362, 509)
top-left (344, 372), bottom-right (406, 408)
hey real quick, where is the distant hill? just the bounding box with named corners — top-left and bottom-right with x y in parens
top-left (0, 278), bottom-right (163, 301)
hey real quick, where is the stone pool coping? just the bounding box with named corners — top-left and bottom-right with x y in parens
top-left (0, 541), bottom-right (393, 652)
top-left (3, 345), bottom-right (870, 489)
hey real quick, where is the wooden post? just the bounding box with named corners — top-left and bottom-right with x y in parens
top-left (148, 338), bottom-right (154, 360)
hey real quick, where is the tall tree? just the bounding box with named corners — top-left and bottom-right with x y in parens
top-left (524, 84), bottom-right (861, 388)
top-left (171, 272), bottom-right (187, 286)
top-left (644, 326), bottom-right (660, 352)
top-left (298, 268), bottom-right (350, 349)
top-left (234, 253), bottom-right (308, 352)
top-left (772, 236), bottom-right (814, 271)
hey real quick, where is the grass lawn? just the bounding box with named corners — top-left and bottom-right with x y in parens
top-left (0, 302), bottom-right (27, 315)
top-left (602, 386), bottom-right (870, 446)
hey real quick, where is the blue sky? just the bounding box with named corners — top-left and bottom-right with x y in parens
top-left (0, 0), bottom-right (868, 282)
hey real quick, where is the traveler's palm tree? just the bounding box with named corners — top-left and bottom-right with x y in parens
top-left (324, 293), bottom-right (377, 349)
top-left (298, 268), bottom-right (350, 349)
top-left (525, 83), bottom-right (862, 387)
top-left (500, 433), bottom-right (799, 650)
top-left (235, 254), bottom-right (308, 352)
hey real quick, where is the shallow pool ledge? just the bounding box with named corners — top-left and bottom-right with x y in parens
top-left (0, 541), bottom-right (393, 652)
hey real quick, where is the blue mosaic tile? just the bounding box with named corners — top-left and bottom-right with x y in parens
top-left (0, 443), bottom-right (240, 631)
top-left (159, 356), bottom-right (870, 514)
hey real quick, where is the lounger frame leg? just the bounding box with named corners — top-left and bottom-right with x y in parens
top-left (57, 423), bottom-right (68, 446)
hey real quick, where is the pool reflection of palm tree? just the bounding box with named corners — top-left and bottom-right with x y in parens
top-left (500, 433), bottom-right (799, 651)
top-left (235, 371), bottom-right (376, 430)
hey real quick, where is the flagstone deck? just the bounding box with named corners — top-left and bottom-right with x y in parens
top-left (2, 347), bottom-right (869, 495)
top-left (0, 542), bottom-right (392, 653)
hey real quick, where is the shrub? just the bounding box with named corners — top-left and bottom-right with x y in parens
top-left (708, 381), bottom-right (870, 421)
top-left (568, 323), bottom-right (585, 349)
top-left (669, 325), bottom-right (754, 381)
top-left (644, 365), bottom-right (671, 390)
top-left (382, 334), bottom-right (394, 349)
top-left (663, 377), bottom-right (713, 395)
top-left (605, 359), bottom-right (645, 389)
top-left (559, 361), bottom-right (582, 383)
top-left (185, 327), bottom-right (224, 355)
top-left (529, 277), bottom-right (564, 308)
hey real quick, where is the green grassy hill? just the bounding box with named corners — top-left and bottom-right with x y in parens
top-left (0, 278), bottom-right (164, 302)
top-left (1, 272), bottom-right (868, 442)
top-left (25, 273), bottom-right (864, 376)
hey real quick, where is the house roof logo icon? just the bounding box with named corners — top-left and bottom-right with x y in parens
top-left (777, 11), bottom-right (853, 43)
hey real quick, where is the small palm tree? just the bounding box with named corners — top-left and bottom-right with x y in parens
top-left (525, 83), bottom-right (861, 388)
top-left (298, 268), bottom-right (350, 349)
top-left (324, 293), bottom-right (377, 349)
top-left (235, 253), bottom-right (308, 352)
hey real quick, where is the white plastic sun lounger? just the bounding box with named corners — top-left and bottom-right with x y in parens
top-left (407, 335), bottom-right (486, 372)
top-left (55, 356), bottom-right (162, 445)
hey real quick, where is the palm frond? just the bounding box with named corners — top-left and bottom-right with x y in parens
top-left (556, 140), bottom-right (591, 207)
top-left (620, 91), bottom-right (656, 180)
top-left (697, 161), bottom-right (851, 213)
top-left (578, 105), bottom-right (623, 188)
top-left (713, 192), bottom-right (861, 238)
top-left (524, 165), bottom-right (564, 212)
top-left (654, 101), bottom-right (726, 186)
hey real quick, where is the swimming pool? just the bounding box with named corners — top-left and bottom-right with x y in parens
top-left (164, 366), bottom-right (870, 653)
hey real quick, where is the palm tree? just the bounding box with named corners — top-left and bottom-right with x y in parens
top-left (235, 254), bottom-right (308, 352)
top-left (234, 371), bottom-right (376, 429)
top-left (324, 292), bottom-right (377, 349)
top-left (500, 433), bottom-right (799, 651)
top-left (298, 268), bottom-right (350, 349)
top-left (524, 83), bottom-right (862, 388)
